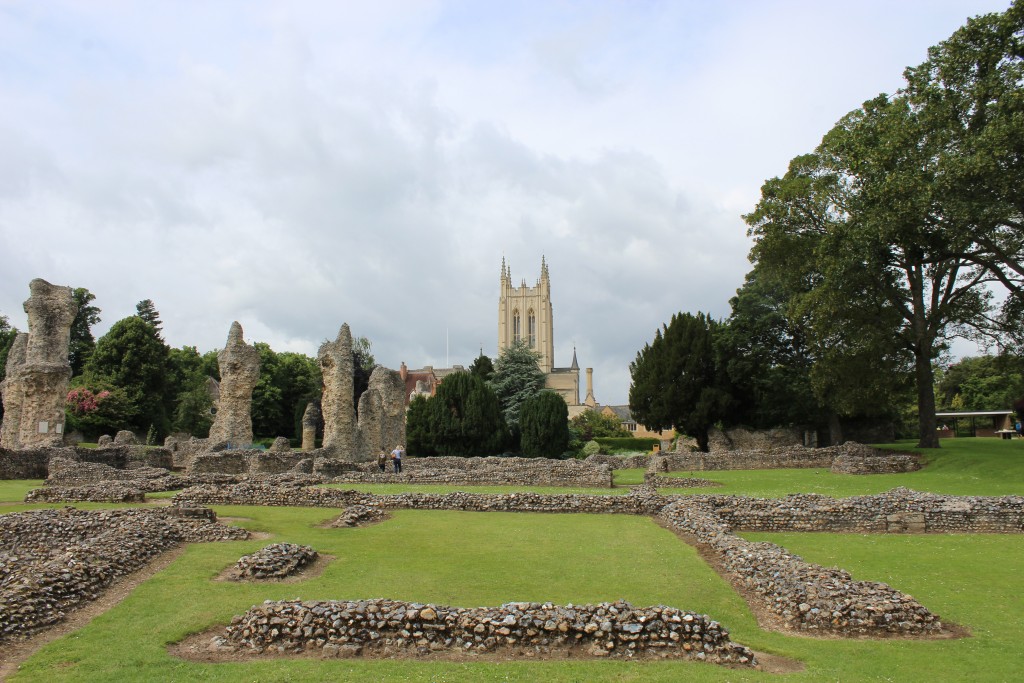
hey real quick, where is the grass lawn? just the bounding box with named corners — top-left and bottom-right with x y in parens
top-left (616, 437), bottom-right (1024, 497)
top-left (4, 437), bottom-right (1024, 681)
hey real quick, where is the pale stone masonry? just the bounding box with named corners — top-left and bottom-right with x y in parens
top-left (300, 402), bottom-right (319, 450)
top-left (207, 322), bottom-right (261, 448)
top-left (318, 324), bottom-right (356, 458)
top-left (0, 279), bottom-right (77, 448)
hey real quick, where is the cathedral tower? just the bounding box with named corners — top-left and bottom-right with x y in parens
top-left (498, 256), bottom-right (555, 373)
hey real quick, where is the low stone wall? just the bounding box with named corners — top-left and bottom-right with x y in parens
top-left (584, 454), bottom-right (652, 470)
top-left (649, 441), bottom-right (889, 473)
top-left (189, 451), bottom-right (312, 476)
top-left (0, 447), bottom-right (51, 478)
top-left (695, 488), bottom-right (1024, 534)
top-left (231, 543), bottom-right (318, 580)
top-left (831, 453), bottom-right (921, 475)
top-left (216, 598), bottom-right (756, 665)
top-left (325, 456), bottom-right (613, 489)
top-left (642, 473), bottom-right (720, 489)
top-left (25, 482), bottom-right (146, 503)
top-left (172, 484), bottom-right (667, 516)
top-left (0, 507), bottom-right (248, 642)
top-left (656, 499), bottom-right (941, 635)
top-left (707, 426), bottom-right (804, 452)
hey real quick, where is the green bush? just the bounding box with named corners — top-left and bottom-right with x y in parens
top-left (595, 437), bottom-right (660, 453)
top-left (581, 440), bottom-right (601, 456)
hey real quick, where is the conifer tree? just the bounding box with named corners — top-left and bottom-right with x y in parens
top-left (520, 390), bottom-right (570, 458)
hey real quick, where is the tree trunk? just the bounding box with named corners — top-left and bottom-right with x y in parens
top-left (915, 351), bottom-right (940, 448)
top-left (695, 428), bottom-right (710, 453)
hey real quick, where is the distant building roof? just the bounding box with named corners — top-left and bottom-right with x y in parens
top-left (936, 410), bottom-right (1014, 418)
top-left (603, 405), bottom-right (634, 423)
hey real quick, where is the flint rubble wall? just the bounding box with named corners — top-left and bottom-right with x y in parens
top-left (655, 498), bottom-right (941, 635)
top-left (0, 507), bottom-right (247, 642)
top-left (218, 598), bottom-right (756, 665)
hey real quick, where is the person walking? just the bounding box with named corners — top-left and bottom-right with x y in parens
top-left (391, 444), bottom-right (404, 474)
top-left (376, 448), bottom-right (388, 473)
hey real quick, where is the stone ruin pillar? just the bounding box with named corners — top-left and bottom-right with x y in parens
top-left (318, 323), bottom-right (355, 457)
top-left (0, 279), bottom-right (77, 448)
top-left (300, 402), bottom-right (320, 451)
top-left (207, 321), bottom-right (261, 447)
top-left (356, 366), bottom-right (406, 460)
top-left (0, 333), bottom-right (28, 448)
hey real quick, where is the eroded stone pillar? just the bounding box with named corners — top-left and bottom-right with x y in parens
top-left (301, 402), bottom-right (320, 451)
top-left (318, 324), bottom-right (355, 457)
top-left (4, 280), bottom-right (77, 448)
top-left (207, 322), bottom-right (260, 447)
top-left (354, 367), bottom-right (406, 461)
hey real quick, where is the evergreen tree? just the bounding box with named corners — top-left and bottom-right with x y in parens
top-left (469, 352), bottom-right (495, 382)
top-left (489, 340), bottom-right (546, 428)
top-left (421, 371), bottom-right (506, 457)
top-left (135, 299), bottom-right (163, 340)
top-left (83, 316), bottom-right (172, 438)
top-left (405, 394), bottom-right (437, 457)
top-left (69, 288), bottom-right (101, 376)
top-left (629, 312), bottom-right (734, 452)
top-left (520, 390), bottom-right (570, 458)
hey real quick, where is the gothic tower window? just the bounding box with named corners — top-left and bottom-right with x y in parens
top-left (528, 310), bottom-right (536, 348)
top-left (513, 310), bottom-right (521, 342)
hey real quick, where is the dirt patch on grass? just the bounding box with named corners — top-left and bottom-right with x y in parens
top-left (212, 553), bottom-right (334, 583)
top-left (0, 546), bottom-right (187, 682)
top-left (655, 518), bottom-right (971, 641)
top-left (169, 625), bottom-right (799, 673)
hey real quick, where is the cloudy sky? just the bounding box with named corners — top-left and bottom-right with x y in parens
top-left (0, 0), bottom-right (1010, 405)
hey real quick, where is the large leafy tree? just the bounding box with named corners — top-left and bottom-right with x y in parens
top-left (167, 346), bottom-right (217, 437)
top-left (489, 340), bottom-right (546, 429)
top-left (937, 354), bottom-right (1024, 411)
top-left (569, 409), bottom-right (630, 442)
top-left (629, 312), bottom-right (734, 452)
top-left (250, 343), bottom-right (321, 439)
top-left (902, 2), bottom-right (1024, 335)
top-left (745, 3), bottom-right (1024, 448)
top-left (519, 390), bottom-right (570, 458)
top-left (69, 288), bottom-right (101, 376)
top-left (82, 316), bottom-right (172, 437)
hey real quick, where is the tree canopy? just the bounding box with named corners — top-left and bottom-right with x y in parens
top-left (489, 340), bottom-right (546, 428)
top-left (135, 299), bottom-right (163, 340)
top-left (519, 390), bottom-right (570, 458)
top-left (743, 2), bottom-right (1024, 447)
top-left (629, 312), bottom-right (733, 452)
top-left (82, 316), bottom-right (172, 437)
top-left (406, 371), bottom-right (506, 457)
top-left (69, 287), bottom-right (101, 376)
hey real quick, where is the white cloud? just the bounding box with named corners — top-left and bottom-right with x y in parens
top-left (0, 0), bottom-right (1009, 404)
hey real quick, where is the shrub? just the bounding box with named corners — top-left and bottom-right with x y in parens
top-left (520, 391), bottom-right (570, 458)
top-left (582, 440), bottom-right (601, 456)
top-left (595, 437), bottom-right (660, 453)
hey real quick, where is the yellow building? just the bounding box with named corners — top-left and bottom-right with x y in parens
top-left (498, 257), bottom-right (590, 414)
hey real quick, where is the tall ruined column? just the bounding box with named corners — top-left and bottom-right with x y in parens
top-left (301, 402), bottom-right (320, 451)
top-left (0, 334), bottom-right (28, 448)
top-left (6, 280), bottom-right (77, 448)
top-left (318, 323), bottom-right (355, 457)
top-left (207, 322), bottom-right (260, 447)
top-left (354, 367), bottom-right (407, 461)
